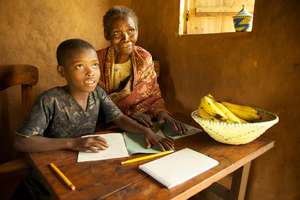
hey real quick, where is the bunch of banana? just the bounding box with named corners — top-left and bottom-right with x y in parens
top-left (199, 95), bottom-right (227, 120)
top-left (221, 101), bottom-right (261, 121)
top-left (198, 94), bottom-right (249, 123)
top-left (197, 106), bottom-right (220, 122)
top-left (214, 101), bottom-right (246, 123)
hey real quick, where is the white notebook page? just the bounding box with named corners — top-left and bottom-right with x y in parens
top-left (77, 133), bottom-right (129, 162)
top-left (139, 148), bottom-right (219, 188)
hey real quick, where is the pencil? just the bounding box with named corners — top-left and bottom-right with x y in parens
top-left (121, 150), bottom-right (174, 165)
top-left (49, 163), bottom-right (76, 191)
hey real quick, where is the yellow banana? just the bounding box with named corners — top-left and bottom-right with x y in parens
top-left (215, 102), bottom-right (246, 123)
top-left (198, 106), bottom-right (220, 122)
top-left (221, 101), bottom-right (261, 121)
top-left (200, 95), bottom-right (227, 120)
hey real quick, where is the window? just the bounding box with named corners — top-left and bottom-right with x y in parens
top-left (179, 0), bottom-right (255, 34)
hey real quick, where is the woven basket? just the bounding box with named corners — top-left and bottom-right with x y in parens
top-left (191, 109), bottom-right (279, 145)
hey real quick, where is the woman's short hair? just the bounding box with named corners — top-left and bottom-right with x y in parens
top-left (56, 38), bottom-right (96, 66)
top-left (103, 6), bottom-right (138, 40)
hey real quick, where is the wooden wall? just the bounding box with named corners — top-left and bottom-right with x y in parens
top-left (131, 0), bottom-right (300, 199)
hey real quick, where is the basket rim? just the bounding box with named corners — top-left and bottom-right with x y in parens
top-left (191, 109), bottom-right (279, 126)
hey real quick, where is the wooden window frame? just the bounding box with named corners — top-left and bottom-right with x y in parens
top-left (179, 0), bottom-right (255, 35)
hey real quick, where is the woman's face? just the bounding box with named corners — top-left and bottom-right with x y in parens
top-left (110, 16), bottom-right (138, 59)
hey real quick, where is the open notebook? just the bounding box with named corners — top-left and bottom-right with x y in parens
top-left (78, 132), bottom-right (161, 162)
top-left (77, 133), bottom-right (129, 162)
top-left (139, 148), bottom-right (219, 189)
top-left (123, 122), bottom-right (202, 154)
top-left (77, 122), bottom-right (202, 162)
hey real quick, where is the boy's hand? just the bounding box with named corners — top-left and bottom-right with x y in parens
top-left (70, 136), bottom-right (109, 152)
top-left (157, 111), bottom-right (187, 135)
top-left (143, 128), bottom-right (174, 151)
top-left (131, 111), bottom-right (153, 128)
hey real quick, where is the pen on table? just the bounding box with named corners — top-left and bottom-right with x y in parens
top-left (49, 162), bottom-right (76, 191)
top-left (121, 150), bottom-right (174, 165)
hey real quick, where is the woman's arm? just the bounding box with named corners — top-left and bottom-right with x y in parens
top-left (113, 115), bottom-right (174, 150)
top-left (14, 135), bottom-right (108, 153)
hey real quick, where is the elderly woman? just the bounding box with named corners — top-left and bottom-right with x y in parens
top-left (97, 6), bottom-right (186, 133)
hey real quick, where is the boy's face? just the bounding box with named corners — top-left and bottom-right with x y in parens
top-left (58, 48), bottom-right (100, 94)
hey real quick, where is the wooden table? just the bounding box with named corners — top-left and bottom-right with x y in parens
top-left (28, 133), bottom-right (274, 200)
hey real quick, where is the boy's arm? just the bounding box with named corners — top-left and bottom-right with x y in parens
top-left (14, 135), bottom-right (108, 153)
top-left (113, 115), bottom-right (174, 150)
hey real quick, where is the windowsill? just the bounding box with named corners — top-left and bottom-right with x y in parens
top-left (177, 31), bottom-right (253, 38)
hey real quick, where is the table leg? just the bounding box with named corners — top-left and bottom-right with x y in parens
top-left (230, 161), bottom-right (251, 200)
top-left (204, 161), bottom-right (251, 200)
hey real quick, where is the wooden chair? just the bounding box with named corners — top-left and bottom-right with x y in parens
top-left (0, 64), bottom-right (39, 117)
top-left (0, 64), bottom-right (38, 200)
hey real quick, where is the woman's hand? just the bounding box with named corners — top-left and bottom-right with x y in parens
top-left (131, 111), bottom-right (153, 128)
top-left (143, 128), bottom-right (174, 151)
top-left (113, 114), bottom-right (173, 150)
top-left (157, 111), bottom-right (187, 135)
top-left (69, 136), bottom-right (109, 152)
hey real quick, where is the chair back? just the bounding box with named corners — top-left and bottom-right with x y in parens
top-left (0, 64), bottom-right (38, 200)
top-left (0, 64), bottom-right (38, 117)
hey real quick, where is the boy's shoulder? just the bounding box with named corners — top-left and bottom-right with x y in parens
top-left (94, 85), bottom-right (107, 96)
top-left (39, 86), bottom-right (106, 100)
top-left (38, 86), bottom-right (68, 101)
top-left (40, 86), bottom-right (66, 95)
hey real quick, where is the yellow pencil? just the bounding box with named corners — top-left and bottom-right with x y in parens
top-left (49, 163), bottom-right (76, 191)
top-left (121, 150), bottom-right (174, 165)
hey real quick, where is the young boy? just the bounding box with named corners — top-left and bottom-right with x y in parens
top-left (12, 39), bottom-right (173, 199)
top-left (14, 38), bottom-right (173, 153)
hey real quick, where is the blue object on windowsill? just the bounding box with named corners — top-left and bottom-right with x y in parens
top-left (233, 5), bottom-right (253, 32)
